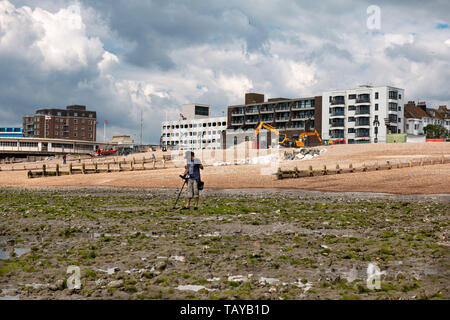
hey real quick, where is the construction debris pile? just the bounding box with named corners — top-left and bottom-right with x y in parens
top-left (285, 148), bottom-right (327, 160)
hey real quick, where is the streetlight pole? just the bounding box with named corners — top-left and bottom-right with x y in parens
top-left (373, 119), bottom-right (380, 143)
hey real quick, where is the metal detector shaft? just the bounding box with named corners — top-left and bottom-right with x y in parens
top-left (173, 178), bottom-right (187, 209)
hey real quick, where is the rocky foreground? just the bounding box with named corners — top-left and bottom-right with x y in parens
top-left (0, 187), bottom-right (448, 300)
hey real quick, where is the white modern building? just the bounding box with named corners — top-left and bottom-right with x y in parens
top-left (161, 104), bottom-right (227, 150)
top-left (322, 85), bottom-right (405, 144)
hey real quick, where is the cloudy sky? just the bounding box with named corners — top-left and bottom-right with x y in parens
top-left (0, 0), bottom-right (449, 143)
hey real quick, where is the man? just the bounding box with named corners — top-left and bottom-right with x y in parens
top-left (181, 151), bottom-right (203, 210)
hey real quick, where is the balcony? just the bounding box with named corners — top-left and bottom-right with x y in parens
top-left (330, 122), bottom-right (345, 128)
top-left (356, 98), bottom-right (370, 104)
top-left (356, 130), bottom-right (370, 138)
top-left (245, 118), bottom-right (259, 124)
top-left (275, 107), bottom-right (290, 112)
top-left (275, 117), bottom-right (290, 122)
top-left (330, 129), bottom-right (345, 139)
top-left (292, 101), bottom-right (314, 109)
top-left (331, 96), bottom-right (345, 105)
top-left (260, 108), bottom-right (273, 114)
top-left (231, 121), bottom-right (244, 126)
top-left (231, 109), bottom-right (244, 116)
top-left (355, 118), bottom-right (370, 127)
top-left (356, 94), bottom-right (371, 104)
top-left (355, 107), bottom-right (370, 115)
top-left (246, 107), bottom-right (259, 115)
top-left (330, 110), bottom-right (345, 118)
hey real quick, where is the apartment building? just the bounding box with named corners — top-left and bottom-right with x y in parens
top-left (23, 105), bottom-right (97, 142)
top-left (322, 85), bottom-right (405, 144)
top-left (161, 104), bottom-right (227, 150)
top-left (227, 93), bottom-right (323, 147)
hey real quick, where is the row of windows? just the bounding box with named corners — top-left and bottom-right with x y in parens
top-left (0, 127), bottom-right (22, 133)
top-left (31, 117), bottom-right (95, 123)
top-left (52, 144), bottom-right (74, 149)
top-left (166, 139), bottom-right (217, 144)
top-left (33, 131), bottom-right (93, 138)
top-left (331, 92), bottom-right (402, 102)
top-left (329, 117), bottom-right (402, 124)
top-left (19, 142), bottom-right (39, 147)
top-left (163, 131), bottom-right (220, 137)
top-left (163, 122), bottom-right (226, 130)
top-left (38, 111), bottom-right (94, 118)
top-left (0, 141), bottom-right (17, 147)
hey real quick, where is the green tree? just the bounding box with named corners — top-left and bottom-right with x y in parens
top-left (423, 124), bottom-right (448, 139)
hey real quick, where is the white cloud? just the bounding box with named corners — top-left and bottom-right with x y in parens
top-left (0, 0), bottom-right (449, 142)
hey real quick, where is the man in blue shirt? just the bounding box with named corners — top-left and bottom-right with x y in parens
top-left (182, 151), bottom-right (203, 210)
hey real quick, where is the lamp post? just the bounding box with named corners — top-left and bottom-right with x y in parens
top-left (373, 119), bottom-right (380, 143)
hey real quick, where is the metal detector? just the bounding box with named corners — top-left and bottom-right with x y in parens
top-left (172, 175), bottom-right (188, 209)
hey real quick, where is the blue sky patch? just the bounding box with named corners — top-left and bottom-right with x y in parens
top-left (436, 23), bottom-right (449, 29)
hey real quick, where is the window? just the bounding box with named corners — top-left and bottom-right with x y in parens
top-left (0, 141), bottom-right (18, 147)
top-left (45, 131), bottom-right (49, 136)
top-left (375, 104), bottom-right (378, 111)
top-left (398, 106), bottom-right (401, 111)
top-left (74, 112), bottom-right (78, 117)
top-left (74, 126), bottom-right (78, 130)
top-left (88, 127), bottom-right (92, 131)
top-left (348, 94), bottom-right (356, 99)
top-left (348, 105), bottom-right (356, 111)
top-left (88, 133), bottom-right (92, 138)
top-left (74, 119), bottom-right (78, 124)
top-left (81, 120), bottom-right (85, 124)
top-left (389, 91), bottom-right (398, 99)
top-left (55, 132), bottom-right (58, 136)
top-left (398, 118), bottom-right (401, 123)
top-left (195, 106), bottom-right (209, 116)
top-left (348, 117), bottom-right (356, 122)
top-left (348, 128), bottom-right (355, 133)
top-left (399, 94), bottom-right (402, 99)
top-left (375, 92), bottom-right (379, 99)
top-left (74, 133), bottom-right (77, 137)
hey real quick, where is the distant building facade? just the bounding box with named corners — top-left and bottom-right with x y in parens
top-left (0, 127), bottom-right (23, 138)
top-left (322, 85), bottom-right (405, 144)
top-left (404, 101), bottom-right (449, 135)
top-left (161, 104), bottom-right (227, 150)
top-left (226, 93), bottom-right (323, 147)
top-left (23, 105), bottom-right (97, 142)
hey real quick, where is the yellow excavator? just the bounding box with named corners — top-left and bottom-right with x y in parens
top-left (254, 122), bottom-right (289, 145)
top-left (294, 130), bottom-right (322, 147)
